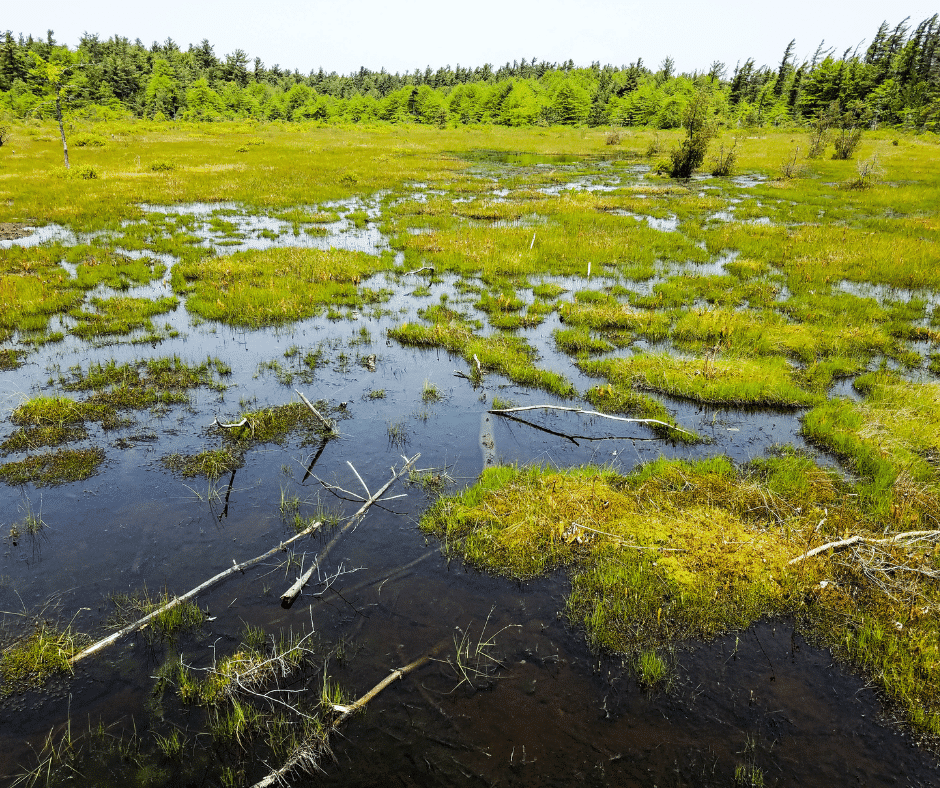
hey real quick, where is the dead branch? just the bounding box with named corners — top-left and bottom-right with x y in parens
top-left (789, 530), bottom-right (940, 564)
top-left (406, 266), bottom-right (435, 275)
top-left (69, 520), bottom-right (323, 665)
top-left (294, 389), bottom-right (334, 431)
top-left (493, 410), bottom-right (675, 444)
top-left (249, 638), bottom-right (448, 788)
top-left (212, 416), bottom-right (249, 429)
top-left (280, 454), bottom-right (420, 608)
top-left (488, 405), bottom-right (694, 438)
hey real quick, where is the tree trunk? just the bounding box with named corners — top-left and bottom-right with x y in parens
top-left (55, 94), bottom-right (69, 169)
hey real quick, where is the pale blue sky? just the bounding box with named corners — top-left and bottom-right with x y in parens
top-left (8, 2), bottom-right (935, 76)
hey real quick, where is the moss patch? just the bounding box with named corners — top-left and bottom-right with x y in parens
top-left (423, 456), bottom-right (940, 736)
top-left (0, 447), bottom-right (105, 486)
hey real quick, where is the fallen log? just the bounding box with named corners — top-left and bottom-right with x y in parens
top-left (492, 410), bottom-right (674, 445)
top-left (70, 520), bottom-right (323, 665)
top-left (280, 453), bottom-right (420, 608)
top-left (488, 405), bottom-right (695, 438)
top-left (789, 529), bottom-right (940, 565)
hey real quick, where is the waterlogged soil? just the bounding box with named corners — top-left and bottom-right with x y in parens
top-left (1, 160), bottom-right (939, 786)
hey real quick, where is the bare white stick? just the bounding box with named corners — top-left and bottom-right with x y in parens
top-left (347, 461), bottom-right (372, 499)
top-left (294, 389), bottom-right (334, 431)
top-left (789, 530), bottom-right (940, 564)
top-left (529, 232), bottom-right (536, 250)
top-left (70, 520), bottom-right (323, 665)
top-left (489, 405), bottom-right (694, 437)
top-left (212, 417), bottom-right (248, 429)
top-left (249, 639), bottom-right (447, 788)
top-left (280, 454), bottom-right (420, 606)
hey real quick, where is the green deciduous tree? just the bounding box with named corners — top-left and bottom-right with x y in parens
top-left (28, 50), bottom-right (80, 168)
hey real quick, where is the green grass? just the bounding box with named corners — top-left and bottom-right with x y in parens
top-left (422, 456), bottom-right (940, 736)
top-left (802, 369), bottom-right (940, 521)
top-left (0, 623), bottom-right (83, 696)
top-left (0, 348), bottom-right (24, 370)
top-left (389, 317), bottom-right (576, 398)
top-left (70, 295), bottom-right (178, 340)
top-left (173, 246), bottom-right (394, 327)
top-left (164, 400), bottom-right (339, 479)
top-left (582, 353), bottom-right (819, 408)
top-left (162, 448), bottom-right (243, 480)
top-left (0, 447), bottom-right (105, 486)
top-left (1, 424), bottom-right (89, 455)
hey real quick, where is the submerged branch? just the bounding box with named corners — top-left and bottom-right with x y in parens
top-left (70, 520), bottom-right (324, 665)
top-left (488, 405), bottom-right (694, 438)
top-left (280, 454), bottom-right (420, 608)
top-left (249, 639), bottom-right (449, 788)
top-left (294, 388), bottom-right (334, 431)
top-left (493, 411), bottom-right (669, 445)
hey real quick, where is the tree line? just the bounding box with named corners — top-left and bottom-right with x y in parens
top-left (1, 17), bottom-right (938, 130)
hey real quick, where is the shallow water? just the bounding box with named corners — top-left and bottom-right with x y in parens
top-left (1, 165), bottom-right (938, 785)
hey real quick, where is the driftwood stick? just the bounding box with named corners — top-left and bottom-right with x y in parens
top-left (249, 638), bottom-right (448, 788)
top-left (493, 411), bottom-right (670, 444)
top-left (347, 460), bottom-right (372, 499)
top-left (70, 520), bottom-right (323, 665)
top-left (294, 389), bottom-right (334, 431)
top-left (407, 265), bottom-right (435, 275)
top-left (280, 454), bottom-right (420, 607)
top-left (489, 405), bottom-right (694, 438)
top-left (334, 645), bottom-right (442, 722)
top-left (212, 416), bottom-right (248, 429)
top-left (789, 530), bottom-right (940, 565)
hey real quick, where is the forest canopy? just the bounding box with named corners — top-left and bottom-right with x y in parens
top-left (1, 17), bottom-right (938, 130)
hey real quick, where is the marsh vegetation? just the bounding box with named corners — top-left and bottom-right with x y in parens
top-left (0, 100), bottom-right (939, 786)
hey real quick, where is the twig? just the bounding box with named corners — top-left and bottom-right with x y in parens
top-left (249, 638), bottom-right (449, 788)
top-left (489, 405), bottom-right (694, 437)
top-left (347, 461), bottom-right (371, 499)
top-left (69, 520), bottom-right (324, 665)
top-left (280, 454), bottom-right (420, 607)
top-left (407, 266), bottom-right (435, 275)
top-left (294, 389), bottom-right (334, 431)
top-left (788, 530), bottom-right (940, 564)
top-left (211, 416), bottom-right (249, 429)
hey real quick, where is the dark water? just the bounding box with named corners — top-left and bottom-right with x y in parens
top-left (1, 204), bottom-right (938, 786)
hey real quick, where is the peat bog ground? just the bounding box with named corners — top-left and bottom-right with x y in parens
top-left (0, 122), bottom-right (939, 786)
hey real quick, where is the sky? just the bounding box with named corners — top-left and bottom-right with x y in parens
top-left (6, 2), bottom-right (935, 77)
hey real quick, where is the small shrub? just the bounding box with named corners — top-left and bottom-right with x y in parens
top-left (807, 101), bottom-right (839, 158)
top-left (832, 127), bottom-right (862, 160)
top-left (668, 90), bottom-right (716, 178)
top-left (68, 165), bottom-right (98, 180)
top-left (645, 133), bottom-right (662, 157)
top-left (710, 138), bottom-right (738, 177)
top-left (0, 125), bottom-right (9, 147)
top-left (779, 147), bottom-right (805, 180)
top-left (71, 135), bottom-right (105, 148)
top-left (149, 160), bottom-right (176, 172)
top-left (845, 155), bottom-right (883, 190)
top-left (605, 130), bottom-right (622, 146)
